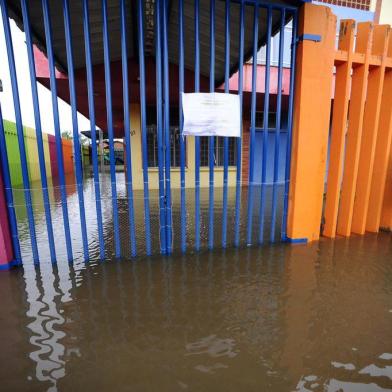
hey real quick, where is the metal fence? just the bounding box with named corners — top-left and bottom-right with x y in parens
top-left (0, 0), bottom-right (299, 265)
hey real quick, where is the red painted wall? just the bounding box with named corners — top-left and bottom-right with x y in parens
top-left (48, 134), bottom-right (58, 178)
top-left (33, 46), bottom-right (297, 138)
top-left (0, 167), bottom-right (14, 266)
top-left (223, 63), bottom-right (291, 95)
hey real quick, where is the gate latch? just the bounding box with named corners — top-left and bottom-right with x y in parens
top-left (295, 34), bottom-right (322, 45)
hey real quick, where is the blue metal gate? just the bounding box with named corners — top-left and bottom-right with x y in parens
top-left (0, 0), bottom-right (299, 266)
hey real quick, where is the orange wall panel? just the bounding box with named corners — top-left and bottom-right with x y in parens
top-left (366, 33), bottom-right (392, 232)
top-left (336, 23), bottom-right (373, 237)
top-left (380, 151), bottom-right (392, 230)
top-left (323, 19), bottom-right (355, 238)
top-left (61, 139), bottom-right (74, 176)
top-left (351, 25), bottom-right (390, 235)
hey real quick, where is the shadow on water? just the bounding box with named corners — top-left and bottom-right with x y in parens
top-left (0, 232), bottom-right (391, 391)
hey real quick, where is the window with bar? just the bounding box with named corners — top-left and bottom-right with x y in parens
top-left (200, 137), bottom-right (237, 167)
top-left (146, 106), bottom-right (184, 168)
top-left (255, 111), bottom-right (277, 129)
top-left (146, 126), bottom-right (183, 168)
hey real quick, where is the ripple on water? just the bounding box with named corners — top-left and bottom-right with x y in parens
top-left (0, 217), bottom-right (391, 391)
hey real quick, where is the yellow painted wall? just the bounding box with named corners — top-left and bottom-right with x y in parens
top-left (23, 127), bottom-right (53, 184)
top-left (42, 133), bottom-right (53, 181)
top-left (129, 104), bottom-right (238, 190)
top-left (24, 127), bottom-right (41, 183)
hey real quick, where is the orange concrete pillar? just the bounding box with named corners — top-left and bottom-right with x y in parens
top-left (287, 3), bottom-right (336, 242)
top-left (323, 20), bottom-right (355, 238)
top-left (367, 31), bottom-right (392, 232)
top-left (351, 25), bottom-right (390, 235)
top-left (380, 151), bottom-right (392, 231)
top-left (336, 23), bottom-right (373, 237)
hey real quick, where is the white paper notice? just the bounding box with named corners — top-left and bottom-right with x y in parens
top-left (182, 92), bottom-right (241, 137)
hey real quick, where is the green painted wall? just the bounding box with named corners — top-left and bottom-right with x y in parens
top-left (3, 121), bottom-right (55, 221)
top-left (3, 120), bottom-right (53, 187)
top-left (23, 126), bottom-right (40, 184)
top-left (3, 120), bottom-right (22, 187)
top-left (82, 144), bottom-right (90, 167)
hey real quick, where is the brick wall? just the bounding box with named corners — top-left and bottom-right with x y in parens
top-left (241, 120), bottom-right (250, 186)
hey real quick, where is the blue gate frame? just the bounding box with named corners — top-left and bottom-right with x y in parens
top-left (0, 0), bottom-right (299, 265)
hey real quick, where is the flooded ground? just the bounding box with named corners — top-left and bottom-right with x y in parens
top-left (11, 172), bottom-right (286, 264)
top-left (0, 233), bottom-right (391, 391)
top-left (1, 172), bottom-right (392, 391)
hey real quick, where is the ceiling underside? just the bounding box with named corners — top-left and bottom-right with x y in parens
top-left (8, 0), bottom-right (305, 83)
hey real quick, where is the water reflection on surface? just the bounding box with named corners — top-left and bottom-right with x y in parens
top-left (0, 233), bottom-right (391, 391)
top-left (11, 172), bottom-right (285, 264)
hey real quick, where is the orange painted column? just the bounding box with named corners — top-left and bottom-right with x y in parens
top-left (323, 20), bottom-right (355, 238)
top-left (351, 25), bottom-right (390, 235)
top-left (367, 32), bottom-right (392, 232)
top-left (287, 3), bottom-right (336, 242)
top-left (336, 23), bottom-right (373, 237)
top-left (380, 152), bottom-right (392, 230)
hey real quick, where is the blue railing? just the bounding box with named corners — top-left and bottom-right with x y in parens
top-left (0, 0), bottom-right (298, 265)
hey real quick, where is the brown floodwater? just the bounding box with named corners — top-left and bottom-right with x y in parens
top-left (0, 232), bottom-right (391, 391)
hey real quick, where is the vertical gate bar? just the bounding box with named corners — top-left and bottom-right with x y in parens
top-left (42, 0), bottom-right (73, 262)
top-left (156, 0), bottom-right (167, 254)
top-left (0, 0), bottom-right (39, 263)
top-left (208, 0), bottom-right (215, 250)
top-left (137, 0), bottom-right (152, 255)
top-left (120, 0), bottom-right (137, 257)
top-left (234, 0), bottom-right (245, 247)
top-left (162, 0), bottom-right (173, 253)
top-left (245, 4), bottom-right (259, 246)
top-left (258, 6), bottom-right (272, 244)
top-left (194, 0), bottom-right (201, 251)
top-left (178, 0), bottom-right (186, 253)
top-left (102, 0), bottom-right (121, 257)
top-left (0, 106), bottom-right (21, 263)
top-left (221, 0), bottom-right (230, 248)
top-left (83, 0), bottom-right (105, 259)
top-left (270, 8), bottom-right (285, 242)
top-left (62, 0), bottom-right (89, 261)
top-left (21, 0), bottom-right (56, 262)
top-left (281, 10), bottom-right (298, 240)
